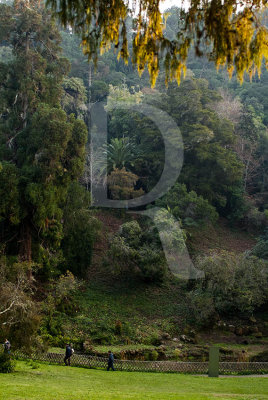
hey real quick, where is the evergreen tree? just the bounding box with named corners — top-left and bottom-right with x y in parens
top-left (0, 1), bottom-right (87, 270)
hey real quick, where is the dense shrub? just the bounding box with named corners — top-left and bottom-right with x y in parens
top-left (145, 350), bottom-right (159, 361)
top-left (187, 291), bottom-right (217, 328)
top-left (155, 183), bottom-right (218, 227)
top-left (146, 333), bottom-right (162, 347)
top-left (0, 353), bottom-right (15, 373)
top-left (251, 229), bottom-right (268, 260)
top-left (188, 251), bottom-right (268, 326)
top-left (244, 207), bottom-right (268, 231)
top-left (108, 220), bottom-right (167, 283)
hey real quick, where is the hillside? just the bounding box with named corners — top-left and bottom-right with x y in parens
top-left (42, 210), bottom-right (267, 363)
top-left (0, 2), bottom-right (267, 366)
top-left (188, 218), bottom-right (257, 255)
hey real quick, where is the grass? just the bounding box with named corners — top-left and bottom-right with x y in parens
top-left (59, 279), bottom-right (188, 346)
top-left (48, 344), bottom-right (157, 356)
top-left (0, 361), bottom-right (267, 400)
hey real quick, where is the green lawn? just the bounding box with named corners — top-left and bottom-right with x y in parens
top-left (0, 362), bottom-right (267, 400)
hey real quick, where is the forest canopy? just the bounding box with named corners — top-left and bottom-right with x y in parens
top-left (47, 0), bottom-right (268, 86)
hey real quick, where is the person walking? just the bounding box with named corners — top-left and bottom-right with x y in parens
top-left (64, 344), bottom-right (73, 366)
top-left (107, 350), bottom-right (115, 371)
top-left (3, 339), bottom-right (11, 354)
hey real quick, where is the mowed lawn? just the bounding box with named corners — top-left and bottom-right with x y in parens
top-left (0, 362), bottom-right (267, 400)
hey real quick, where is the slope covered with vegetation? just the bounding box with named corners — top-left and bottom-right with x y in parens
top-left (0, 1), bottom-right (267, 362)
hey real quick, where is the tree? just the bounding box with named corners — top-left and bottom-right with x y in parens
top-left (61, 77), bottom-right (88, 118)
top-left (0, 1), bottom-right (87, 268)
top-left (0, 257), bottom-right (40, 349)
top-left (150, 78), bottom-right (244, 211)
top-left (237, 97), bottom-right (267, 192)
top-left (47, 0), bottom-right (268, 86)
top-left (213, 89), bottom-right (243, 125)
top-left (103, 137), bottom-right (136, 173)
top-left (61, 183), bottom-right (101, 277)
top-left (107, 167), bottom-right (144, 200)
top-left (90, 80), bottom-right (109, 102)
top-left (106, 84), bottom-right (143, 111)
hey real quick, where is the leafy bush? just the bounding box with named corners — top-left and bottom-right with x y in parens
top-left (150, 350), bottom-right (159, 361)
top-left (108, 220), bottom-right (167, 283)
top-left (251, 229), bottom-right (268, 260)
top-left (187, 291), bottom-right (218, 328)
top-left (188, 251), bottom-right (268, 325)
top-left (244, 207), bottom-right (268, 231)
top-left (91, 333), bottom-right (116, 345)
top-left (145, 350), bottom-right (159, 361)
top-left (0, 353), bottom-right (15, 373)
top-left (155, 183), bottom-right (218, 227)
top-left (145, 333), bottom-right (162, 347)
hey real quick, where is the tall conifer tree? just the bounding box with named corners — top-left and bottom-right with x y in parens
top-left (0, 0), bottom-right (87, 267)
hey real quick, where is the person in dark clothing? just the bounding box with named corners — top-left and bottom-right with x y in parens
top-left (4, 339), bottom-right (11, 354)
top-left (64, 344), bottom-right (73, 366)
top-left (107, 350), bottom-right (115, 371)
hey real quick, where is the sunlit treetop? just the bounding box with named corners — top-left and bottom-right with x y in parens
top-left (46, 0), bottom-right (268, 87)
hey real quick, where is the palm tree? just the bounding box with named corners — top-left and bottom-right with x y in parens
top-left (105, 137), bottom-right (136, 173)
top-left (85, 137), bottom-right (140, 188)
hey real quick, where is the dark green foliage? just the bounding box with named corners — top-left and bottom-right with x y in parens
top-left (61, 183), bottom-right (101, 277)
top-left (155, 183), bottom-right (218, 227)
top-left (108, 220), bottom-right (167, 283)
top-left (104, 78), bottom-right (244, 218)
top-left (145, 350), bottom-right (159, 360)
top-left (251, 229), bottom-right (268, 260)
top-left (105, 138), bottom-right (137, 173)
top-left (0, 352), bottom-right (15, 373)
top-left (161, 79), bottom-right (243, 211)
top-left (90, 81), bottom-right (109, 102)
top-left (0, 2), bottom-right (89, 277)
top-left (41, 272), bottom-right (81, 339)
top-left (0, 162), bottom-right (20, 225)
top-left (146, 335), bottom-right (162, 347)
top-left (59, 23), bottom-right (267, 224)
top-left (188, 251), bottom-right (268, 326)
